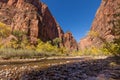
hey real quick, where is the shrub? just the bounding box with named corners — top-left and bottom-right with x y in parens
top-left (0, 48), bottom-right (34, 59)
top-left (102, 42), bottom-right (120, 56)
top-left (36, 39), bottom-right (68, 56)
top-left (0, 22), bottom-right (11, 38)
top-left (87, 30), bottom-right (99, 37)
top-left (12, 30), bottom-right (26, 39)
top-left (53, 38), bottom-right (61, 48)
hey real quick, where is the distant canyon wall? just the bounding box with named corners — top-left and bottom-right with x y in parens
top-left (0, 0), bottom-right (78, 50)
top-left (79, 0), bottom-right (120, 50)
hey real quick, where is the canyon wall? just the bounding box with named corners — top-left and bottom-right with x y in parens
top-left (0, 0), bottom-right (78, 50)
top-left (79, 0), bottom-right (120, 50)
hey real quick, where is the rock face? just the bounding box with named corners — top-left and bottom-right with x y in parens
top-left (63, 32), bottom-right (78, 51)
top-left (0, 0), bottom-right (78, 50)
top-left (79, 0), bottom-right (120, 50)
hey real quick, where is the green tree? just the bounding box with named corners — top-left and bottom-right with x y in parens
top-left (11, 30), bottom-right (31, 49)
top-left (12, 30), bottom-right (26, 41)
top-left (53, 38), bottom-right (61, 48)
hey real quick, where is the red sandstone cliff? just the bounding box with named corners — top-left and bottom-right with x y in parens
top-left (63, 32), bottom-right (78, 51)
top-left (0, 0), bottom-right (78, 50)
top-left (79, 0), bottom-right (120, 50)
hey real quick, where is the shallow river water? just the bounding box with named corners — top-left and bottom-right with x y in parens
top-left (0, 57), bottom-right (119, 80)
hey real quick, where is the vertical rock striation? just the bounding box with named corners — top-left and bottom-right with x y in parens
top-left (64, 32), bottom-right (78, 51)
top-left (79, 0), bottom-right (120, 50)
top-left (0, 0), bottom-right (78, 50)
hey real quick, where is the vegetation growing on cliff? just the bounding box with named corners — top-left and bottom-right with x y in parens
top-left (0, 22), bottom-right (69, 59)
top-left (83, 17), bottom-right (120, 57)
top-left (102, 12), bottom-right (120, 57)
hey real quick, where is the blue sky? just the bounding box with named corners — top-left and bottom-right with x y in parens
top-left (41, 0), bottom-right (101, 42)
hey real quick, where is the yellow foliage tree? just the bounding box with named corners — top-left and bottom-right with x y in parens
top-left (88, 31), bottom-right (99, 37)
top-left (0, 22), bottom-right (11, 39)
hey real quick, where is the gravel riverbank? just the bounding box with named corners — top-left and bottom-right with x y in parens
top-left (0, 57), bottom-right (120, 80)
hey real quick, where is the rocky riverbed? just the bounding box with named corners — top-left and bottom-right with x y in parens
top-left (0, 57), bottom-right (120, 80)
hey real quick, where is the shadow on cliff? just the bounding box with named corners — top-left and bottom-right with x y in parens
top-left (21, 57), bottom-right (120, 80)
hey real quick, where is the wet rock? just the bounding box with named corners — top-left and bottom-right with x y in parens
top-left (0, 58), bottom-right (119, 80)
